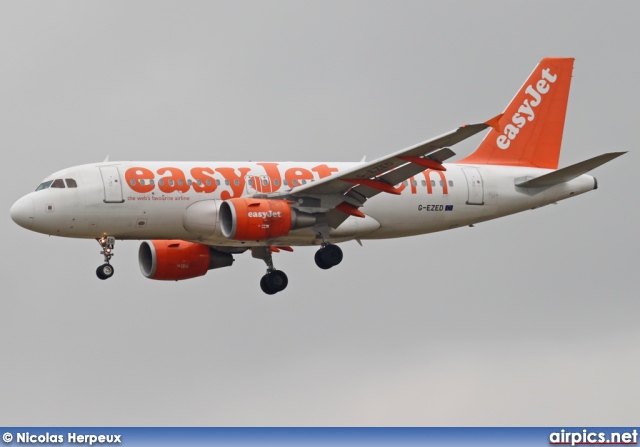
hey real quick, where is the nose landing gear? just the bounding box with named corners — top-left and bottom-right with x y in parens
top-left (96, 236), bottom-right (115, 280)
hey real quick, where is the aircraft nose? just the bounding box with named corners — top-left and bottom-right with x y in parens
top-left (10, 196), bottom-right (35, 229)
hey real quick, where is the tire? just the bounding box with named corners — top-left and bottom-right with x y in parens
top-left (315, 249), bottom-right (331, 269)
top-left (260, 275), bottom-right (277, 295)
top-left (96, 263), bottom-right (114, 280)
top-left (267, 270), bottom-right (288, 292)
top-left (319, 244), bottom-right (343, 268)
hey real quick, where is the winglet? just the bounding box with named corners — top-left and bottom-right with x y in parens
top-left (484, 114), bottom-right (503, 132)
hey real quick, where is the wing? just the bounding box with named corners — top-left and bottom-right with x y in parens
top-left (265, 119), bottom-right (493, 227)
top-left (287, 122), bottom-right (490, 198)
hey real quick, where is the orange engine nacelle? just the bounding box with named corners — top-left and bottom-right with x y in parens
top-left (220, 198), bottom-right (315, 241)
top-left (138, 240), bottom-right (233, 281)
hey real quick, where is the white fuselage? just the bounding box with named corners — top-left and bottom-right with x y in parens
top-left (10, 161), bottom-right (596, 246)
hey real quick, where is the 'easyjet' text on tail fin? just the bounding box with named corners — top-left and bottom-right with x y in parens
top-left (457, 57), bottom-right (574, 169)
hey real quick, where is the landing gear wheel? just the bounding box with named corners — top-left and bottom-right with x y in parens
top-left (96, 236), bottom-right (116, 280)
top-left (268, 270), bottom-right (288, 292)
top-left (96, 263), bottom-right (114, 280)
top-left (260, 270), bottom-right (288, 294)
top-left (314, 250), bottom-right (330, 269)
top-left (260, 275), bottom-right (277, 295)
top-left (315, 244), bottom-right (343, 269)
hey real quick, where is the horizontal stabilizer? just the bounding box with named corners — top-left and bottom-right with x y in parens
top-left (515, 152), bottom-right (626, 188)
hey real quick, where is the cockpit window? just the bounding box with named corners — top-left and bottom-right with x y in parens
top-left (35, 180), bottom-right (53, 191)
top-left (35, 178), bottom-right (78, 191)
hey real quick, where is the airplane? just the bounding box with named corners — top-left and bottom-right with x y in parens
top-left (9, 57), bottom-right (625, 294)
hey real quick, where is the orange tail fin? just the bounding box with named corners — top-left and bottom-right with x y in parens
top-left (457, 58), bottom-right (574, 169)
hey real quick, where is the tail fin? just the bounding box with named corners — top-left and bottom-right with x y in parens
top-left (457, 57), bottom-right (574, 169)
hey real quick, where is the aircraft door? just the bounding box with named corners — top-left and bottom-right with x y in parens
top-left (462, 167), bottom-right (484, 205)
top-left (99, 166), bottom-right (125, 203)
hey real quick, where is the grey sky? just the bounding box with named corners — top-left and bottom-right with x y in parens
top-left (1, 1), bottom-right (638, 425)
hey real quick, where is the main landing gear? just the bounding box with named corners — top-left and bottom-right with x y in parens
top-left (252, 246), bottom-right (288, 295)
top-left (314, 243), bottom-right (343, 270)
top-left (96, 236), bottom-right (115, 280)
top-left (260, 270), bottom-right (288, 295)
top-left (252, 242), bottom-right (343, 295)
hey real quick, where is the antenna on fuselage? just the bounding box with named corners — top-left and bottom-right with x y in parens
top-left (103, 155), bottom-right (110, 162)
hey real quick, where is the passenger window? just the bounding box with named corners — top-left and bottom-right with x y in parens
top-left (431, 180), bottom-right (436, 187)
top-left (411, 180), bottom-right (417, 186)
top-left (448, 180), bottom-right (453, 187)
top-left (283, 180), bottom-right (288, 186)
top-left (262, 179), bottom-right (268, 186)
top-left (225, 180), bottom-right (230, 186)
top-left (35, 180), bottom-right (53, 191)
top-left (51, 179), bottom-right (65, 188)
top-left (440, 180), bottom-right (445, 187)
top-left (130, 179), bottom-right (136, 186)
top-left (421, 180), bottom-right (426, 187)
top-left (206, 179), bottom-right (212, 186)
top-left (274, 179), bottom-right (280, 186)
top-left (402, 181), bottom-right (408, 186)
top-left (234, 179), bottom-right (239, 186)
top-left (248, 179), bottom-right (254, 187)
top-left (216, 180), bottom-right (220, 186)
top-left (65, 179), bottom-right (77, 188)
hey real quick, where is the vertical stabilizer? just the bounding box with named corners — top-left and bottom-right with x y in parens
top-left (457, 58), bottom-right (574, 169)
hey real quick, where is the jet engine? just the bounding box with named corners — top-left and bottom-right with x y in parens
top-left (219, 198), bottom-right (315, 241)
top-left (138, 240), bottom-right (233, 281)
